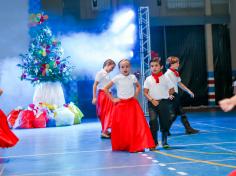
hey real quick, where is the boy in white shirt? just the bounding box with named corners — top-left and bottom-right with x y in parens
top-left (144, 57), bottom-right (174, 149)
top-left (165, 56), bottom-right (199, 135)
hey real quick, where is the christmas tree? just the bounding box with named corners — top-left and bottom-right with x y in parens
top-left (18, 13), bottom-right (73, 85)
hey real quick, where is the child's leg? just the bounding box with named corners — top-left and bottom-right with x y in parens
top-left (158, 100), bottom-right (171, 147)
top-left (168, 100), bottom-right (178, 135)
top-left (148, 102), bottom-right (159, 146)
top-left (175, 93), bottom-right (199, 134)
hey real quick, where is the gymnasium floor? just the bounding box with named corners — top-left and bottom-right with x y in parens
top-left (0, 111), bottom-right (236, 176)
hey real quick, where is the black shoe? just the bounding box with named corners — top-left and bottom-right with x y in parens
top-left (101, 133), bottom-right (110, 139)
top-left (150, 144), bottom-right (158, 151)
top-left (162, 143), bottom-right (170, 149)
top-left (186, 128), bottom-right (199, 134)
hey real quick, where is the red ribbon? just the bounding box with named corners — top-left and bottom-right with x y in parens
top-left (152, 72), bottom-right (163, 83)
top-left (169, 68), bottom-right (180, 77)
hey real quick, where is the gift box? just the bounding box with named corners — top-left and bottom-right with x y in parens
top-left (54, 107), bottom-right (74, 126)
top-left (67, 102), bottom-right (84, 124)
top-left (13, 110), bottom-right (35, 129)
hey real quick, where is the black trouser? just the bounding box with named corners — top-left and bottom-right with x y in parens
top-left (169, 92), bottom-right (199, 134)
top-left (169, 93), bottom-right (185, 124)
top-left (148, 99), bottom-right (171, 145)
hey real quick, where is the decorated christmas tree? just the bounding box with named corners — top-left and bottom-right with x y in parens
top-left (18, 13), bottom-right (74, 106)
top-left (18, 13), bottom-right (73, 85)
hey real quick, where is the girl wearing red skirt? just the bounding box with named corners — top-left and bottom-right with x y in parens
top-left (92, 59), bottom-right (116, 138)
top-left (104, 59), bottom-right (155, 152)
top-left (0, 89), bottom-right (19, 148)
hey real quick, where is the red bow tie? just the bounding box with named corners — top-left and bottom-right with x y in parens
top-left (152, 72), bottom-right (163, 83)
top-left (169, 68), bottom-right (180, 77)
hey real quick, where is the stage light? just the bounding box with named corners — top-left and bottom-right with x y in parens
top-left (60, 8), bottom-right (137, 75)
top-left (129, 51), bottom-right (134, 58)
top-left (110, 9), bottom-right (135, 34)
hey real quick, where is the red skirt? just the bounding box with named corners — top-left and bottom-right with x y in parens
top-left (0, 109), bottom-right (19, 148)
top-left (111, 98), bottom-right (155, 152)
top-left (96, 90), bottom-right (113, 133)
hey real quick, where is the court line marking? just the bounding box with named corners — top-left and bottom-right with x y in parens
top-left (174, 149), bottom-right (236, 155)
top-left (177, 171), bottom-right (188, 175)
top-left (141, 157), bottom-right (236, 166)
top-left (154, 150), bottom-right (236, 169)
top-left (170, 141), bottom-right (236, 147)
top-left (212, 145), bottom-right (236, 153)
top-left (6, 155), bottom-right (236, 176)
top-left (0, 166), bottom-right (4, 176)
top-left (2, 141), bottom-right (236, 159)
top-left (168, 129), bottom-right (236, 140)
top-left (161, 158), bottom-right (236, 165)
top-left (6, 163), bottom-right (158, 176)
top-left (193, 122), bottom-right (236, 130)
top-left (0, 149), bottom-right (112, 159)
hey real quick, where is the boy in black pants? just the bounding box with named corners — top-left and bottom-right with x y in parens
top-left (165, 56), bottom-right (199, 135)
top-left (144, 57), bottom-right (174, 149)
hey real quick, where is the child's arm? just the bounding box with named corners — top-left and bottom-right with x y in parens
top-left (0, 88), bottom-right (3, 96)
top-left (144, 88), bottom-right (159, 106)
top-left (92, 81), bottom-right (99, 104)
top-left (178, 82), bottom-right (194, 98)
top-left (219, 95), bottom-right (236, 112)
top-left (104, 81), bottom-right (119, 103)
top-left (134, 82), bottom-right (141, 99)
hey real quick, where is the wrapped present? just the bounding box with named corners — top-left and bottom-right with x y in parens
top-left (46, 110), bottom-right (56, 127)
top-left (13, 110), bottom-right (35, 129)
top-left (54, 107), bottom-right (74, 126)
top-left (33, 110), bottom-right (48, 128)
top-left (39, 102), bottom-right (57, 111)
top-left (7, 107), bottom-right (23, 128)
top-left (67, 102), bottom-right (84, 124)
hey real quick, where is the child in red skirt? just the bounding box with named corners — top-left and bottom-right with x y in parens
top-left (92, 59), bottom-right (116, 138)
top-left (0, 88), bottom-right (19, 148)
top-left (104, 59), bottom-right (155, 152)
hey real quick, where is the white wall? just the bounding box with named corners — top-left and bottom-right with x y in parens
top-left (0, 0), bottom-right (34, 113)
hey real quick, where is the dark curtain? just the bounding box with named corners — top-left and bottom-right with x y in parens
top-left (151, 25), bottom-right (208, 106)
top-left (212, 24), bottom-right (232, 103)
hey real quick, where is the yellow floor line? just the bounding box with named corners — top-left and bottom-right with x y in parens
top-left (154, 150), bottom-right (236, 169)
top-left (175, 149), bottom-right (236, 155)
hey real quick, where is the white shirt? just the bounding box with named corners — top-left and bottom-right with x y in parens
top-left (95, 69), bottom-right (111, 90)
top-left (233, 81), bottom-right (236, 87)
top-left (144, 74), bottom-right (173, 100)
top-left (165, 69), bottom-right (181, 93)
top-left (112, 74), bottom-right (137, 99)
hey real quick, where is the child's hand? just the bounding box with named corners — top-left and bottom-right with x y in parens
top-left (219, 98), bottom-right (235, 112)
top-left (92, 98), bottom-right (97, 105)
top-left (112, 98), bottom-right (120, 103)
top-left (188, 91), bottom-right (194, 98)
top-left (0, 89), bottom-right (3, 96)
top-left (151, 100), bottom-right (159, 107)
top-left (169, 95), bottom-right (175, 100)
